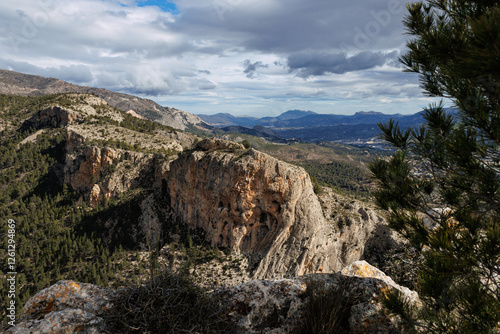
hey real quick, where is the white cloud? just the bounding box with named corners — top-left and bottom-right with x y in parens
top-left (0, 0), bottom-right (441, 116)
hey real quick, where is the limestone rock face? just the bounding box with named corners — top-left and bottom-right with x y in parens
top-left (318, 188), bottom-right (402, 270)
top-left (196, 137), bottom-right (245, 151)
top-left (26, 94), bottom-right (122, 130)
top-left (165, 139), bottom-right (395, 280)
top-left (38, 106), bottom-right (83, 127)
top-left (25, 104), bottom-right (83, 130)
top-left (64, 146), bottom-right (119, 191)
top-left (157, 105), bottom-right (207, 131)
top-left (166, 140), bottom-right (337, 278)
top-left (61, 134), bottom-right (395, 280)
top-left (63, 143), bottom-right (159, 207)
top-left (217, 277), bottom-right (307, 333)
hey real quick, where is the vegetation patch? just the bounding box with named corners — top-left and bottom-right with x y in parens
top-left (297, 277), bottom-right (361, 334)
top-left (301, 161), bottom-right (372, 200)
top-left (0, 94), bottom-right (175, 323)
top-left (103, 269), bottom-right (235, 334)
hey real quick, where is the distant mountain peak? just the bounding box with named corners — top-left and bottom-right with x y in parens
top-left (277, 109), bottom-right (317, 120)
top-left (354, 111), bottom-right (384, 116)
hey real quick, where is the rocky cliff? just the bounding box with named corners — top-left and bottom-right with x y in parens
top-left (60, 133), bottom-right (398, 281)
top-left (25, 97), bottom-right (397, 282)
top-left (163, 138), bottom-right (397, 280)
top-left (23, 94), bottom-right (178, 207)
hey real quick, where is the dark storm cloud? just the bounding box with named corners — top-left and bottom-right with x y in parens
top-left (243, 60), bottom-right (268, 78)
top-left (287, 50), bottom-right (399, 77)
top-left (173, 0), bottom-right (408, 54)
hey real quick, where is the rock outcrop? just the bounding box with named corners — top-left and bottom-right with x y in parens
top-left (25, 94), bottom-right (123, 130)
top-left (164, 139), bottom-right (394, 280)
top-left (5, 261), bottom-right (419, 334)
top-left (61, 132), bottom-right (395, 278)
top-left (219, 260), bottom-right (419, 333)
top-left (318, 187), bottom-right (402, 270)
top-left (63, 141), bottom-right (157, 207)
top-left (166, 139), bottom-right (333, 278)
top-left (36, 94), bottom-right (196, 208)
top-left (5, 280), bottom-right (111, 334)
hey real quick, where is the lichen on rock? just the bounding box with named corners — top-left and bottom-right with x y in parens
top-left (5, 280), bottom-right (112, 334)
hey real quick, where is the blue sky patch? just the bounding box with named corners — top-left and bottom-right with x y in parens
top-left (136, 0), bottom-right (178, 13)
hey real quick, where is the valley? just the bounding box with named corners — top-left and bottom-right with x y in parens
top-left (199, 109), bottom-right (426, 148)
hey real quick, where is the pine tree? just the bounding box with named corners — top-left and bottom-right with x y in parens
top-left (370, 1), bottom-right (500, 332)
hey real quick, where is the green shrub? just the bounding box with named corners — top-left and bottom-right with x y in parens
top-left (241, 139), bottom-right (251, 149)
top-left (310, 175), bottom-right (323, 195)
top-left (103, 269), bottom-right (234, 333)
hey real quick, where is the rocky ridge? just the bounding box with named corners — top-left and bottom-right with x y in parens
top-left (20, 96), bottom-right (399, 282)
top-left (57, 124), bottom-right (399, 281)
top-left (26, 94), bottom-right (196, 207)
top-left (0, 69), bottom-right (208, 130)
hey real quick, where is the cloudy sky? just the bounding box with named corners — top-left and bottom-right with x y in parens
top-left (0, 0), bottom-right (441, 116)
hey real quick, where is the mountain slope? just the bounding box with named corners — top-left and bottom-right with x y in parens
top-left (0, 69), bottom-right (208, 130)
top-left (219, 125), bottom-right (281, 140)
top-left (196, 113), bottom-right (259, 127)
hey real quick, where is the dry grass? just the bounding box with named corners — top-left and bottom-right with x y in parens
top-left (297, 277), bottom-right (362, 334)
top-left (103, 269), bottom-right (235, 334)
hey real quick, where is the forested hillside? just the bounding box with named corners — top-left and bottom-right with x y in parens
top-left (0, 94), bottom-right (198, 321)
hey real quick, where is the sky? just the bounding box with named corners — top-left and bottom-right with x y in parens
top-left (0, 0), bottom-right (442, 117)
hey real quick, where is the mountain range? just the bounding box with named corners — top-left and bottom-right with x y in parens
top-left (199, 108), bottom-right (457, 143)
top-left (199, 109), bottom-right (423, 143)
top-left (198, 109), bottom-right (422, 128)
top-left (0, 69), bottom-right (454, 144)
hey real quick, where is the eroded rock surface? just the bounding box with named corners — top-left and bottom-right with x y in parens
top-left (5, 280), bottom-right (111, 334)
top-left (165, 139), bottom-right (395, 280)
top-left (318, 187), bottom-right (403, 272)
top-left (49, 94), bottom-right (195, 208)
top-left (217, 260), bottom-right (419, 334)
top-left (166, 139), bottom-right (337, 278)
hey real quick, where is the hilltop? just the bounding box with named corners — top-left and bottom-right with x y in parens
top-left (0, 69), bottom-right (209, 131)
